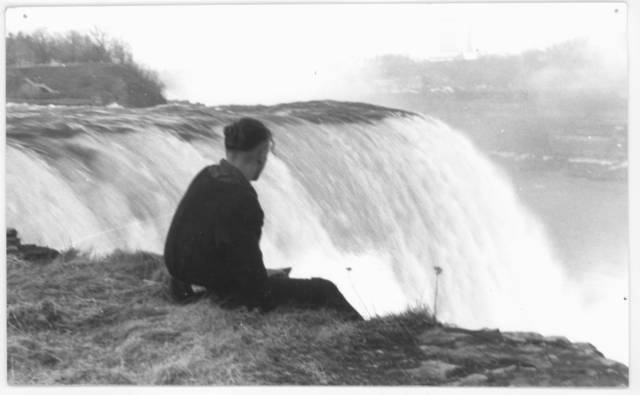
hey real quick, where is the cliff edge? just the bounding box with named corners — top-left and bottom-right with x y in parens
top-left (6, 230), bottom-right (628, 386)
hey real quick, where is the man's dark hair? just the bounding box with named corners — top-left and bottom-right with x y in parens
top-left (224, 118), bottom-right (272, 152)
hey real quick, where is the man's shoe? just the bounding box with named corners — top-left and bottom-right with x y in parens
top-left (170, 277), bottom-right (200, 304)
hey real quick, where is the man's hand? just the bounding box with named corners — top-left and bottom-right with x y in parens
top-left (266, 267), bottom-right (292, 279)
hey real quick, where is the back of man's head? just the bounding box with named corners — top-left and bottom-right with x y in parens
top-left (223, 117), bottom-right (273, 181)
top-left (224, 118), bottom-right (271, 152)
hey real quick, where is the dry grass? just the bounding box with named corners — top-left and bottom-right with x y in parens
top-left (7, 251), bottom-right (437, 385)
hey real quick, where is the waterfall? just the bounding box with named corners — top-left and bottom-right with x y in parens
top-left (6, 101), bottom-right (627, 362)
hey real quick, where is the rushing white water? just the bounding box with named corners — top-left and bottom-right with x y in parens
top-left (5, 101), bottom-right (627, 362)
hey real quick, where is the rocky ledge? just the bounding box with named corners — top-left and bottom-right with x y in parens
top-left (399, 326), bottom-right (627, 386)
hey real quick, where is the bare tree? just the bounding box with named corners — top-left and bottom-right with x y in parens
top-left (109, 38), bottom-right (133, 64)
top-left (89, 26), bottom-right (110, 62)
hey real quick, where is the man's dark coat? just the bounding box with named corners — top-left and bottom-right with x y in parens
top-left (164, 159), bottom-right (268, 306)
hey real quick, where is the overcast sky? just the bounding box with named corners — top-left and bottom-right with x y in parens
top-left (4, 2), bottom-right (627, 105)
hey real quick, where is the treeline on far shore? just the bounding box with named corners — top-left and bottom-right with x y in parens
top-left (366, 36), bottom-right (627, 110)
top-left (6, 28), bottom-right (136, 66)
top-left (6, 29), bottom-right (166, 107)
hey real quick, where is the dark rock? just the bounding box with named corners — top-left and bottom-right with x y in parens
top-left (406, 360), bottom-right (459, 381)
top-left (598, 357), bottom-right (624, 367)
top-left (6, 229), bottom-right (59, 262)
top-left (19, 244), bottom-right (60, 261)
top-left (574, 343), bottom-right (603, 357)
top-left (503, 332), bottom-right (545, 343)
top-left (418, 328), bottom-right (471, 345)
top-left (7, 228), bottom-right (21, 249)
top-left (490, 365), bottom-right (517, 378)
top-left (544, 335), bottom-right (570, 345)
top-left (419, 344), bottom-right (447, 355)
top-left (520, 344), bottom-right (543, 353)
top-left (452, 373), bottom-right (489, 386)
top-left (519, 356), bottom-right (553, 370)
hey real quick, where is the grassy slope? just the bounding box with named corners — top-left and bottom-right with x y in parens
top-left (7, 251), bottom-right (628, 386)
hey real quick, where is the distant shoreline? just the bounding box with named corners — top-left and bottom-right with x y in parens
top-left (6, 63), bottom-right (167, 108)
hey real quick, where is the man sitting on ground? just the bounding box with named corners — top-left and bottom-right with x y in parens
top-left (163, 117), bottom-right (360, 318)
